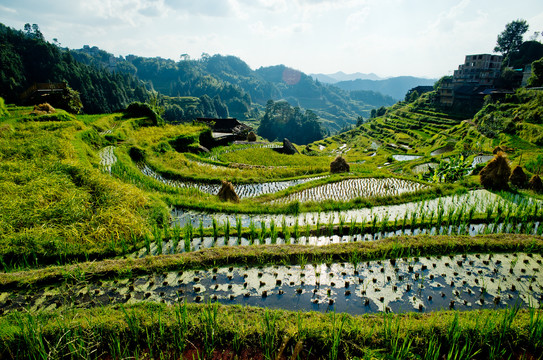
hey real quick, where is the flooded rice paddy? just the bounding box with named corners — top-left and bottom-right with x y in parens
top-left (392, 155), bottom-right (422, 162)
top-left (471, 155), bottom-right (494, 168)
top-left (412, 163), bottom-right (438, 174)
top-left (136, 221), bottom-right (542, 257)
top-left (138, 163), bottom-right (326, 199)
top-left (98, 146), bottom-right (117, 174)
top-left (172, 190), bottom-right (507, 229)
top-left (430, 145), bottom-right (455, 156)
top-left (2, 253), bottom-right (541, 315)
top-left (270, 178), bottom-right (427, 204)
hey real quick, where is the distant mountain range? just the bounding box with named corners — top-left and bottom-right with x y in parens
top-left (310, 71), bottom-right (383, 83)
top-left (332, 76), bottom-right (437, 100)
top-left (0, 22), bottom-right (433, 133)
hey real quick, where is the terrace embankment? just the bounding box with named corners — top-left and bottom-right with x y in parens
top-left (2, 252), bottom-right (541, 315)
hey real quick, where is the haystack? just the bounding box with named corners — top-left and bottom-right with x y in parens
top-left (31, 103), bottom-right (56, 115)
top-left (529, 175), bottom-right (543, 193)
top-left (509, 165), bottom-right (528, 188)
top-left (282, 138), bottom-right (299, 155)
top-left (217, 180), bottom-right (239, 203)
top-left (330, 155), bottom-right (350, 174)
top-left (492, 146), bottom-right (503, 155)
top-left (247, 131), bottom-right (257, 142)
top-left (479, 152), bottom-right (511, 190)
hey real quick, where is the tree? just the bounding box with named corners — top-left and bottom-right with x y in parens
top-left (23, 23), bottom-right (44, 41)
top-left (356, 116), bottom-right (365, 126)
top-left (528, 57), bottom-right (543, 87)
top-left (494, 19), bottom-right (529, 64)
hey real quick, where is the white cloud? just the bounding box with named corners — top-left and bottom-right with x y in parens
top-left (249, 20), bottom-right (312, 38)
top-left (0, 5), bottom-right (17, 13)
top-left (346, 8), bottom-right (370, 31)
top-left (163, 0), bottom-right (237, 17)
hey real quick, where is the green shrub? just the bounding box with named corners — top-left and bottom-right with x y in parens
top-left (128, 146), bottom-right (146, 162)
top-left (80, 128), bottom-right (104, 149)
top-left (124, 102), bottom-right (164, 126)
top-left (0, 97), bottom-right (8, 117)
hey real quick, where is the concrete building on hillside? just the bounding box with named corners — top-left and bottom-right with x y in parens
top-left (439, 54), bottom-right (503, 107)
top-left (453, 54), bottom-right (502, 86)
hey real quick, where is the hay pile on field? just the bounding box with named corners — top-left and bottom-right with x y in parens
top-left (218, 180), bottom-right (239, 203)
top-left (330, 155), bottom-right (350, 174)
top-left (247, 131), bottom-right (257, 142)
top-left (31, 103), bottom-right (56, 115)
top-left (492, 146), bottom-right (503, 154)
top-left (529, 175), bottom-right (543, 193)
top-left (509, 165), bottom-right (528, 188)
top-left (479, 152), bottom-right (511, 190)
top-left (282, 138), bottom-right (299, 155)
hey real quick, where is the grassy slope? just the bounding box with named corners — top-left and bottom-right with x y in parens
top-left (2, 90), bottom-right (543, 358)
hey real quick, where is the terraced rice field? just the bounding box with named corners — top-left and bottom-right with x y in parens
top-left (2, 253), bottom-right (541, 315)
top-left (471, 155), bottom-right (494, 167)
top-left (136, 220), bottom-right (542, 258)
top-left (431, 145), bottom-right (455, 156)
top-left (138, 163), bottom-right (326, 198)
top-left (97, 146), bottom-right (117, 173)
top-left (270, 178), bottom-right (427, 204)
top-left (208, 143), bottom-right (282, 161)
top-left (392, 154), bottom-right (422, 161)
top-left (412, 163), bottom-right (438, 174)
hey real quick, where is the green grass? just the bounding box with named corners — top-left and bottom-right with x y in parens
top-left (2, 89), bottom-right (543, 359)
top-left (219, 147), bottom-right (331, 168)
top-left (0, 302), bottom-right (542, 359)
top-left (1, 233), bottom-right (541, 290)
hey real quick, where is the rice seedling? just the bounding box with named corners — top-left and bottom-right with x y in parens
top-left (174, 301), bottom-right (189, 353)
top-left (172, 224), bottom-right (181, 253)
top-left (293, 219), bottom-right (300, 244)
top-left (339, 215), bottom-right (345, 236)
top-left (349, 218), bottom-right (357, 237)
top-left (261, 309), bottom-right (278, 360)
top-left (379, 212), bottom-right (390, 235)
top-left (212, 217), bottom-right (218, 240)
top-left (198, 219), bottom-right (204, 241)
top-left (260, 220), bottom-right (267, 244)
top-left (184, 222), bottom-right (193, 253)
top-left (270, 218), bottom-right (277, 244)
top-left (445, 312), bottom-right (481, 359)
top-left (224, 218), bottom-right (230, 242)
top-left (329, 312), bottom-right (347, 360)
top-left (402, 212), bottom-right (408, 233)
top-left (249, 219), bottom-right (257, 245)
top-left (282, 216), bottom-right (290, 243)
top-left (528, 307), bottom-right (543, 348)
top-left (423, 335), bottom-right (442, 360)
top-left (201, 301), bottom-right (219, 359)
top-left (236, 216), bottom-right (243, 245)
top-left (144, 234), bottom-right (151, 256)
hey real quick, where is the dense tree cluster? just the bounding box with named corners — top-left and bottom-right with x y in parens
top-left (257, 100), bottom-right (323, 145)
top-left (0, 23), bottom-right (150, 113)
top-left (71, 50), bottom-right (392, 130)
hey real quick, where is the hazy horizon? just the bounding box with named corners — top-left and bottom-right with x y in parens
top-left (1, 0), bottom-right (542, 79)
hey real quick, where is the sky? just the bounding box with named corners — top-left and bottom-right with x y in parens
top-left (1, 0), bottom-right (543, 78)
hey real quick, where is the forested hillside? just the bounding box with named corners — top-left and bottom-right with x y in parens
top-left (0, 23), bottom-right (150, 113)
top-left (71, 48), bottom-right (396, 131)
